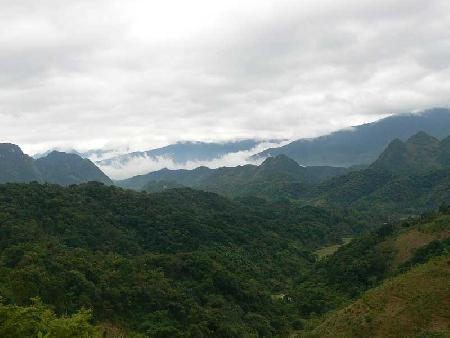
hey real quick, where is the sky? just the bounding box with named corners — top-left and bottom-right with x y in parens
top-left (1, 0), bottom-right (450, 155)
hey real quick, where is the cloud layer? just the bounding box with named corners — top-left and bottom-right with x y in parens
top-left (1, 0), bottom-right (450, 154)
top-left (98, 141), bottom-right (286, 180)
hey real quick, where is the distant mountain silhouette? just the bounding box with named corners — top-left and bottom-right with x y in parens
top-left (254, 108), bottom-right (450, 167)
top-left (0, 144), bottom-right (112, 185)
top-left (0, 143), bottom-right (42, 183)
top-left (98, 139), bottom-right (284, 166)
top-left (36, 151), bottom-right (112, 185)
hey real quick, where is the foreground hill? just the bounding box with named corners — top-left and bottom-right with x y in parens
top-left (290, 206), bottom-right (450, 337)
top-left (0, 144), bottom-right (112, 185)
top-left (0, 182), bottom-right (357, 336)
top-left (308, 253), bottom-right (450, 338)
top-left (255, 107), bottom-right (450, 167)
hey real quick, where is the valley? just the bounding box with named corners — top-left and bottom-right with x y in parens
top-left (0, 110), bottom-right (449, 337)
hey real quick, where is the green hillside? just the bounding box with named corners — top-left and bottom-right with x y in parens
top-left (294, 132), bottom-right (450, 218)
top-left (306, 253), bottom-right (450, 338)
top-left (371, 131), bottom-right (448, 173)
top-left (288, 206), bottom-right (450, 337)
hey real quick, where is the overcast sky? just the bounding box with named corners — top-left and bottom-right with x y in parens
top-left (1, 0), bottom-right (450, 154)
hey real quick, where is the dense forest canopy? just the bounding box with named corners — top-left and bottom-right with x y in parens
top-left (0, 131), bottom-right (449, 337)
top-left (0, 182), bottom-right (361, 337)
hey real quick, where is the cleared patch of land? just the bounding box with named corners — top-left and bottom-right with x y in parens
top-left (314, 237), bottom-right (353, 259)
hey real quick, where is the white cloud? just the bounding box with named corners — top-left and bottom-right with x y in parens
top-left (0, 0), bottom-right (449, 155)
top-left (98, 141), bottom-right (288, 180)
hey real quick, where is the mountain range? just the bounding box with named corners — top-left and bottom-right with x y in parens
top-left (1, 115), bottom-right (450, 336)
top-left (0, 144), bottom-right (112, 185)
top-left (29, 107), bottom-right (450, 177)
top-left (115, 131), bottom-right (450, 215)
top-left (254, 107), bottom-right (450, 167)
top-left (97, 139), bottom-right (284, 166)
top-left (2, 128), bottom-right (449, 216)
top-left (115, 155), bottom-right (352, 198)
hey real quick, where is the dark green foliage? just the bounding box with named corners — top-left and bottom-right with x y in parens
top-left (317, 223), bottom-right (395, 296)
top-left (400, 237), bottom-right (450, 270)
top-left (0, 182), bottom-right (356, 336)
top-left (304, 166), bottom-right (450, 219)
top-left (289, 207), bottom-right (450, 321)
top-left (371, 132), bottom-right (445, 173)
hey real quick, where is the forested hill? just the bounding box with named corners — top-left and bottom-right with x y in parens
top-left (116, 154), bottom-right (351, 196)
top-left (371, 131), bottom-right (450, 173)
top-left (299, 132), bottom-right (450, 217)
top-left (295, 206), bottom-right (450, 337)
top-left (0, 182), bottom-right (357, 337)
top-left (0, 144), bottom-right (112, 185)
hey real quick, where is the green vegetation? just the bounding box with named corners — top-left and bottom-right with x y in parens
top-left (0, 131), bottom-right (449, 337)
top-left (0, 298), bottom-right (100, 338)
top-left (0, 182), bottom-right (359, 336)
top-left (304, 253), bottom-right (450, 338)
top-left (117, 154), bottom-right (350, 198)
top-left (292, 206), bottom-right (450, 337)
top-left (119, 132), bottom-right (450, 223)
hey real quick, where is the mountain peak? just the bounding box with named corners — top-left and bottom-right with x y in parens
top-left (372, 131), bottom-right (447, 173)
top-left (36, 151), bottom-right (112, 185)
top-left (45, 150), bottom-right (82, 158)
top-left (261, 154), bottom-right (300, 168)
top-left (0, 143), bottom-right (25, 154)
top-left (406, 131), bottom-right (439, 146)
top-left (257, 154), bottom-right (306, 181)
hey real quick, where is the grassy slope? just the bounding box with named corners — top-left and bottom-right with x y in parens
top-left (308, 253), bottom-right (450, 338)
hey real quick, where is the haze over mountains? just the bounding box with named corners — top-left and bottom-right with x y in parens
top-left (1, 110), bottom-right (450, 336)
top-left (29, 107), bottom-right (450, 180)
top-left (114, 130), bottom-right (450, 217)
top-left (3, 107), bottom-right (450, 187)
top-left (98, 139), bottom-right (283, 166)
top-left (255, 108), bottom-right (450, 167)
top-left (96, 139), bottom-right (286, 179)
